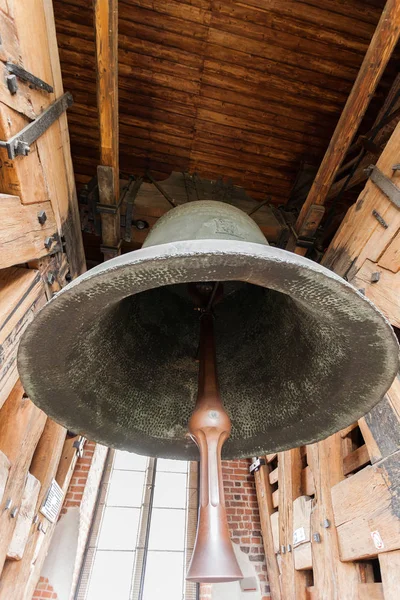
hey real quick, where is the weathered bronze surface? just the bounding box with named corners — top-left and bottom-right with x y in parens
top-left (18, 201), bottom-right (399, 460)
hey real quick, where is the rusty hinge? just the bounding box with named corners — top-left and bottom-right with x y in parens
top-left (365, 164), bottom-right (400, 209)
top-left (0, 92), bottom-right (73, 158)
top-left (5, 62), bottom-right (53, 95)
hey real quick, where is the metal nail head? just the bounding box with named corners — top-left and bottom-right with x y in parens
top-left (38, 210), bottom-right (47, 225)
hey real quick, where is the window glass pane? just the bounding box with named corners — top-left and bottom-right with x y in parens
top-left (148, 508), bottom-right (186, 551)
top-left (143, 551), bottom-right (184, 600)
top-left (86, 550), bottom-right (135, 600)
top-left (114, 451), bottom-right (148, 471)
top-left (98, 507), bottom-right (140, 551)
top-left (157, 458), bottom-right (188, 473)
top-left (153, 471), bottom-right (187, 508)
top-left (107, 469), bottom-right (146, 507)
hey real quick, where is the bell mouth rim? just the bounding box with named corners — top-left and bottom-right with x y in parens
top-left (17, 240), bottom-right (399, 459)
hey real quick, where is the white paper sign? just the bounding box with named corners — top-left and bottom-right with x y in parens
top-left (293, 527), bottom-right (306, 546)
top-left (371, 530), bottom-right (384, 550)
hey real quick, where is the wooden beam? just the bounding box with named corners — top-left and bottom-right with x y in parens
top-left (7, 473), bottom-right (41, 561)
top-left (93, 0), bottom-right (120, 258)
top-left (343, 444), bottom-right (370, 476)
top-left (332, 451), bottom-right (400, 561)
top-left (292, 0), bottom-right (400, 254)
top-left (1, 1), bottom-right (87, 278)
top-left (253, 462), bottom-right (282, 600)
top-left (327, 73), bottom-right (400, 203)
top-left (307, 435), bottom-right (360, 598)
top-left (0, 451), bottom-right (11, 506)
top-left (0, 268), bottom-right (46, 410)
top-left (21, 436), bottom-right (81, 600)
top-left (278, 449), bottom-right (307, 600)
top-left (0, 419), bottom-right (67, 599)
top-left (0, 195), bottom-right (59, 269)
top-left (322, 121), bottom-right (400, 323)
top-left (0, 381), bottom-right (46, 574)
top-left (292, 496), bottom-right (313, 571)
top-left (379, 550), bottom-right (400, 600)
top-left (358, 583), bottom-right (384, 599)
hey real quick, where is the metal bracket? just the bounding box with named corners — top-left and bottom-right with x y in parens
top-left (146, 170), bottom-right (177, 207)
top-left (5, 62), bottom-right (53, 94)
top-left (249, 457), bottom-right (266, 474)
top-left (124, 176), bottom-right (144, 242)
top-left (288, 224), bottom-right (316, 249)
top-left (0, 92), bottom-right (73, 159)
top-left (97, 202), bottom-right (120, 215)
top-left (73, 437), bottom-right (86, 458)
top-left (365, 164), bottom-right (400, 209)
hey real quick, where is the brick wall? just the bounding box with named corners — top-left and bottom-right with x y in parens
top-left (61, 441), bottom-right (96, 514)
top-left (200, 458), bottom-right (270, 600)
top-left (32, 577), bottom-right (58, 599)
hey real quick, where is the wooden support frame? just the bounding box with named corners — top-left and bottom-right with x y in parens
top-left (254, 462), bottom-right (282, 600)
top-left (0, 381), bottom-right (47, 574)
top-left (307, 436), bottom-right (360, 599)
top-left (0, 420), bottom-right (67, 600)
top-left (93, 0), bottom-right (120, 260)
top-left (278, 449), bottom-right (307, 600)
top-left (290, 0), bottom-right (400, 255)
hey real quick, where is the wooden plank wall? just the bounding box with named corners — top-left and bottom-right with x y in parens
top-left (255, 119), bottom-right (400, 600)
top-left (0, 1), bottom-right (86, 597)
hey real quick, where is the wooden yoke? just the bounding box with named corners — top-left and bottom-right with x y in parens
top-left (186, 311), bottom-right (242, 583)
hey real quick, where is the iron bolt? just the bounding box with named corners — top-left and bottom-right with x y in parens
top-left (358, 288), bottom-right (366, 296)
top-left (287, 544), bottom-right (292, 552)
top-left (323, 519), bottom-right (330, 528)
top-left (10, 507), bottom-right (19, 519)
top-left (6, 74), bottom-right (18, 95)
top-left (281, 545), bottom-right (286, 554)
top-left (372, 209), bottom-right (389, 229)
top-left (37, 210), bottom-right (47, 225)
top-left (135, 219), bottom-right (147, 230)
top-left (371, 272), bottom-right (380, 283)
top-left (47, 273), bottom-right (55, 285)
top-left (15, 140), bottom-right (30, 156)
top-left (4, 498), bottom-right (12, 511)
top-left (44, 237), bottom-right (52, 250)
top-left (313, 533), bottom-right (321, 543)
top-left (392, 164), bottom-right (400, 171)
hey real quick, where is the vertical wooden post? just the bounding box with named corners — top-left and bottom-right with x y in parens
top-left (254, 461), bottom-right (282, 600)
top-left (291, 0), bottom-right (400, 255)
top-left (93, 0), bottom-right (120, 259)
top-left (278, 449), bottom-right (307, 600)
top-left (307, 435), bottom-right (360, 599)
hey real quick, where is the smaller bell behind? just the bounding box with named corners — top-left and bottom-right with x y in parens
top-left (17, 200), bottom-right (399, 459)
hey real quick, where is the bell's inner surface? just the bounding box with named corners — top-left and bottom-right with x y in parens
top-left (62, 276), bottom-right (389, 460)
top-left (18, 201), bottom-right (398, 460)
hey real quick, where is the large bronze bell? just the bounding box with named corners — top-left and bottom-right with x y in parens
top-left (18, 200), bottom-right (398, 583)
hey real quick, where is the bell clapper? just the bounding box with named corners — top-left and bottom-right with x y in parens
top-left (186, 283), bottom-right (243, 583)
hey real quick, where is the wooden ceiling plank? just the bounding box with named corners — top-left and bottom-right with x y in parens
top-left (213, 1), bottom-right (370, 54)
top-left (292, 0), bottom-right (400, 254)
